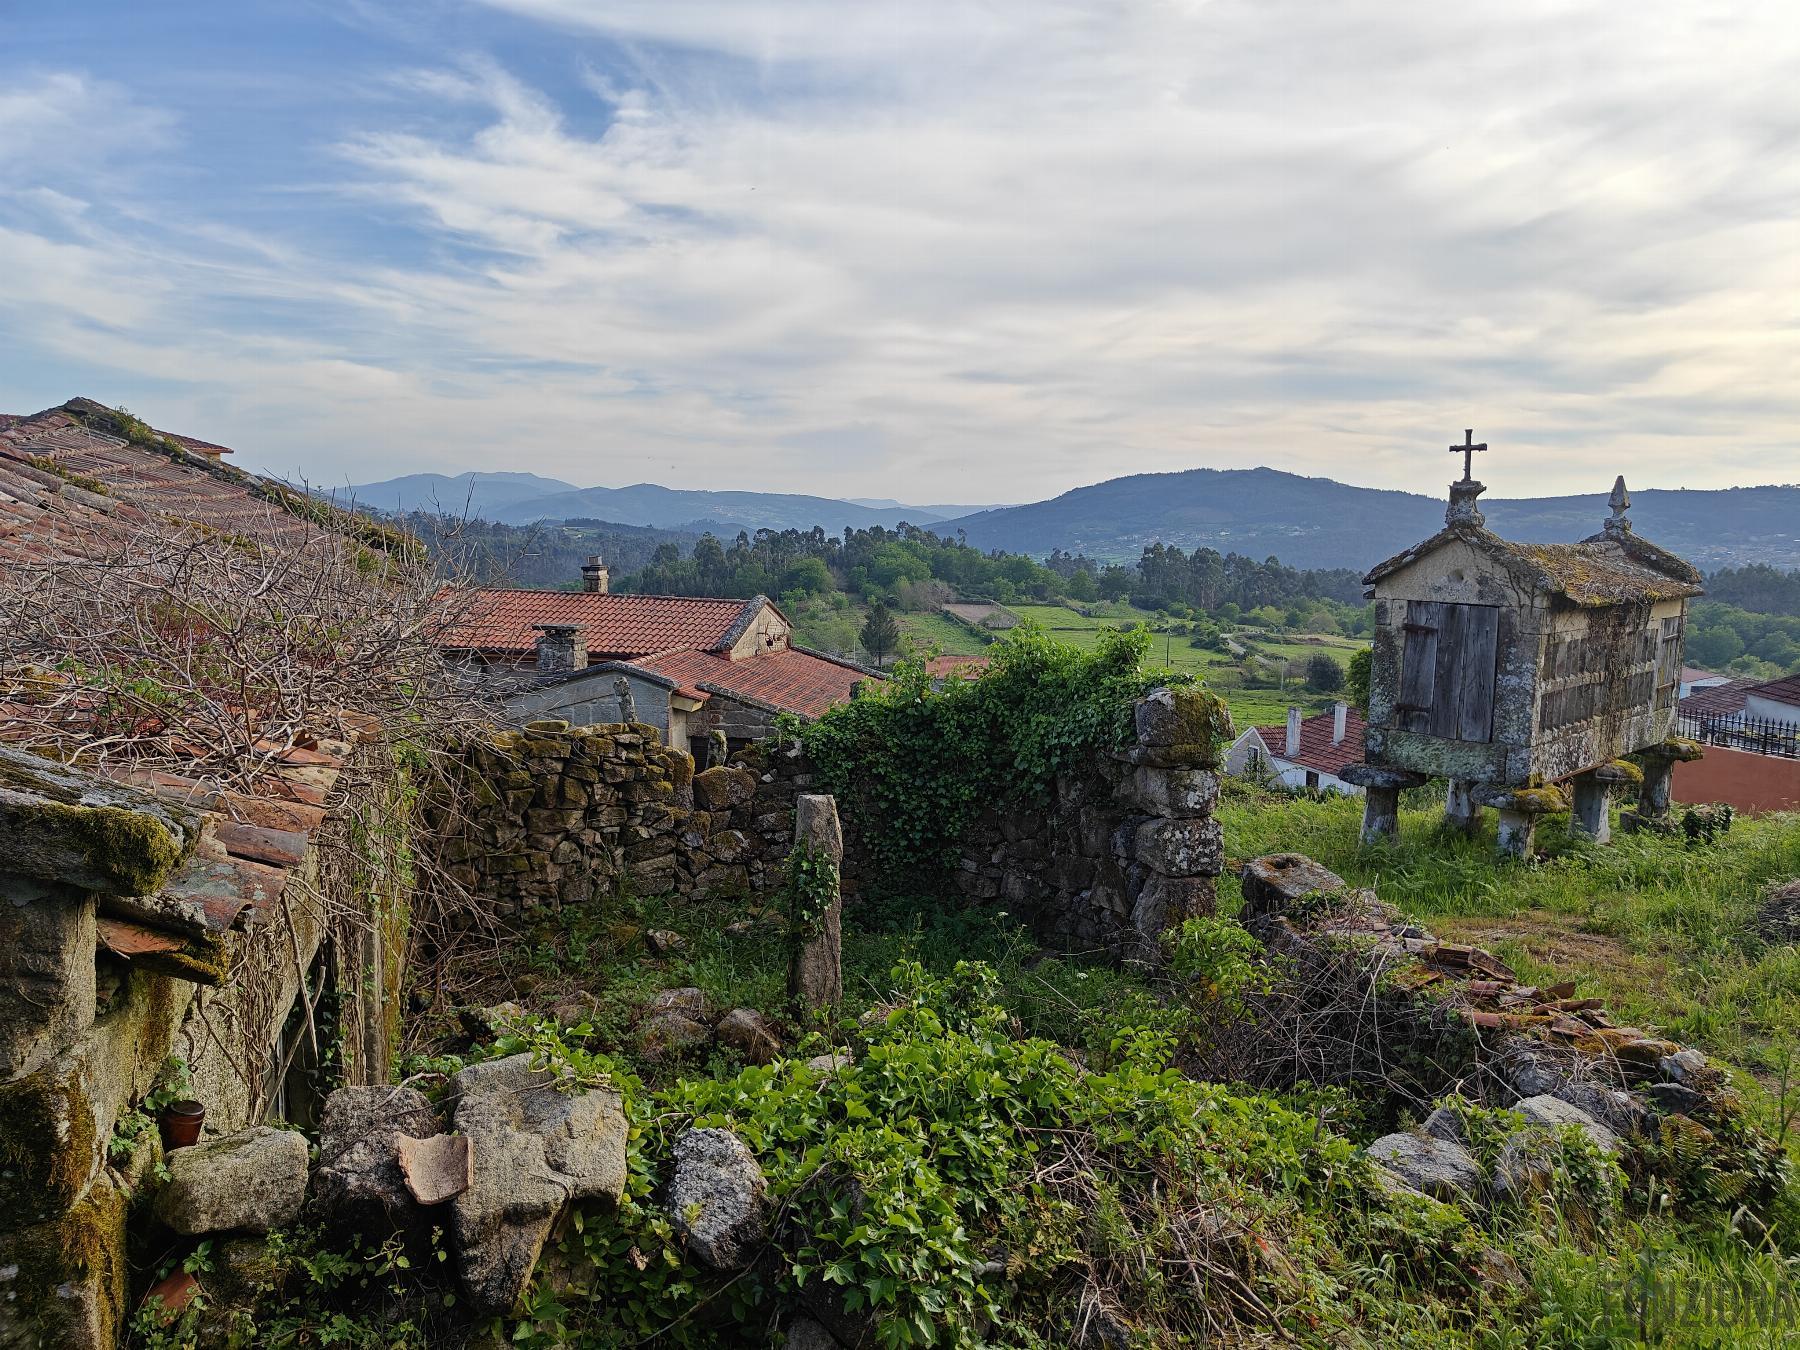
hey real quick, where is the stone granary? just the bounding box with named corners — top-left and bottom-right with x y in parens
top-left (1345, 434), bottom-right (1704, 856)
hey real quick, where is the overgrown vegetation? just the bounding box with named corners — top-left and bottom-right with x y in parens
top-left (786, 623), bottom-right (1179, 882)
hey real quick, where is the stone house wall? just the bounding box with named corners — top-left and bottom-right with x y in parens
top-left (428, 721), bottom-right (798, 912)
top-left (0, 734), bottom-right (410, 1350)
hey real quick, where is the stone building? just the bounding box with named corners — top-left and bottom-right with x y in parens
top-left (0, 398), bottom-right (417, 1348)
top-left (1346, 439), bottom-right (1703, 855)
top-left (439, 565), bottom-right (882, 752)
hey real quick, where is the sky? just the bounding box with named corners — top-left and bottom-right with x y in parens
top-left (1, 1), bottom-right (1796, 503)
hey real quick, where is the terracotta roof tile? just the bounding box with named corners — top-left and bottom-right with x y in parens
top-left (1254, 706), bottom-right (1367, 777)
top-left (1678, 678), bottom-right (1757, 718)
top-left (442, 589), bottom-right (757, 658)
top-left (926, 654), bottom-right (990, 679)
top-left (634, 646), bottom-right (876, 718)
top-left (1747, 674), bottom-right (1800, 709)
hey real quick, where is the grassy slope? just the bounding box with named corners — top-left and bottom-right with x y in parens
top-left (1011, 602), bottom-right (1368, 730)
top-left (1218, 784), bottom-right (1800, 1100)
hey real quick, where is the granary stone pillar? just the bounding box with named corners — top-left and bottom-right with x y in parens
top-left (1631, 738), bottom-right (1702, 827)
top-left (1340, 764), bottom-right (1426, 845)
top-left (1495, 809), bottom-right (1536, 859)
top-left (1444, 780), bottom-right (1481, 835)
top-left (1477, 784), bottom-right (1568, 861)
top-left (1569, 772), bottom-right (1612, 844)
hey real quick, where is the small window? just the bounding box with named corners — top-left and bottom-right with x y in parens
top-left (1305, 770), bottom-right (1320, 789)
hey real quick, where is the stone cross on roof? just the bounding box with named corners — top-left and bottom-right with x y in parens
top-left (1444, 428), bottom-right (1489, 527)
top-left (1449, 428), bottom-right (1487, 482)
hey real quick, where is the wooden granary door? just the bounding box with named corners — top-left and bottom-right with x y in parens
top-left (1396, 601), bottom-right (1500, 741)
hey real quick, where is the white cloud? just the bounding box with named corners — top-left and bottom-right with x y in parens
top-left (1, 3), bottom-right (1797, 502)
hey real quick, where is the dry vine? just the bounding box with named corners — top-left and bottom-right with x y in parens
top-left (0, 503), bottom-right (518, 1096)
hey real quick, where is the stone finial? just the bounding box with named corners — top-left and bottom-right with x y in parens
top-left (612, 676), bottom-right (637, 724)
top-left (1604, 475), bottom-right (1631, 536)
top-left (1446, 477), bottom-right (1486, 527)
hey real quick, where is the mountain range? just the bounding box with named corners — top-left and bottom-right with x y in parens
top-left (335, 467), bottom-right (1800, 574)
top-left (331, 472), bottom-right (997, 534)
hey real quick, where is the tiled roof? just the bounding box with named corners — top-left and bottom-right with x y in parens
top-left (1255, 706), bottom-right (1367, 777)
top-left (926, 654), bottom-right (990, 679)
top-left (1679, 678), bottom-right (1757, 718)
top-left (634, 646), bottom-right (878, 718)
top-left (1681, 666), bottom-right (1727, 684)
top-left (1747, 674), bottom-right (1800, 709)
top-left (4, 713), bottom-right (378, 985)
top-left (0, 399), bottom-right (315, 562)
top-left (441, 590), bottom-right (758, 658)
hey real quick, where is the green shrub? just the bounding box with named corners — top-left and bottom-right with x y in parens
top-left (788, 623), bottom-right (1180, 884)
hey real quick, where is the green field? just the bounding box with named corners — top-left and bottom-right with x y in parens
top-left (1007, 602), bottom-right (1366, 731)
top-left (895, 609), bottom-right (993, 657)
top-left (806, 599), bottom-right (1366, 728)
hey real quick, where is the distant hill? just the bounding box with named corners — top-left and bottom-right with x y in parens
top-left (338, 473), bottom-right (984, 534)
top-left (327, 471), bottom-right (579, 520)
top-left (340, 466), bottom-right (1800, 575)
top-left (942, 468), bottom-right (1800, 572)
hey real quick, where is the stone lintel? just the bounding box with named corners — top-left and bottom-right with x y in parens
top-left (0, 745), bottom-right (202, 896)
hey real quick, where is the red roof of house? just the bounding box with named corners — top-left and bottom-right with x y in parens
top-left (1681, 666), bottom-right (1727, 684)
top-left (1679, 678), bottom-right (1758, 718)
top-left (633, 646), bottom-right (875, 719)
top-left (1254, 706), bottom-right (1367, 777)
top-left (441, 590), bottom-right (758, 658)
top-left (1747, 674), bottom-right (1800, 709)
top-left (926, 654), bottom-right (989, 679)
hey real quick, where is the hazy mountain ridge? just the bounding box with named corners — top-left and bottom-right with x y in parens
top-left (339, 472), bottom-right (985, 534)
top-left (339, 467), bottom-right (1800, 574)
top-left (941, 468), bottom-right (1800, 571)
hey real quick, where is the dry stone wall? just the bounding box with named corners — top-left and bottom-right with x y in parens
top-left (436, 685), bottom-right (1226, 955)
top-left (430, 721), bottom-right (802, 911)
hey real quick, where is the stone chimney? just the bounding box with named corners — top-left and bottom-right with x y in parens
top-left (534, 624), bottom-right (587, 675)
top-left (1285, 706), bottom-right (1302, 758)
top-left (1333, 701), bottom-right (1348, 744)
top-left (581, 554), bottom-right (609, 594)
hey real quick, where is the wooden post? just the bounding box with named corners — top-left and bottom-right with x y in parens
top-left (788, 794), bottom-right (843, 1013)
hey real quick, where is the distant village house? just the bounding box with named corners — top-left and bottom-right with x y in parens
top-left (436, 557), bottom-right (882, 754)
top-left (1226, 703), bottom-right (1365, 794)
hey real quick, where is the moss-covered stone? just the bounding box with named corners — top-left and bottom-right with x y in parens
top-left (0, 1060), bottom-right (98, 1227)
top-left (0, 746), bottom-right (199, 895)
top-left (1134, 686), bottom-right (1233, 767)
top-left (0, 1171), bottom-right (129, 1349)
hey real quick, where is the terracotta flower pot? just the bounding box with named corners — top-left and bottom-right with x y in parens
top-left (158, 1100), bottom-right (205, 1151)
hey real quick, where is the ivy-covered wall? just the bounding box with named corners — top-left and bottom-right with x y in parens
top-left (436, 628), bottom-right (1235, 961)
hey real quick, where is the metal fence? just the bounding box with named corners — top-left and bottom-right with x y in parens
top-left (1676, 710), bottom-right (1800, 760)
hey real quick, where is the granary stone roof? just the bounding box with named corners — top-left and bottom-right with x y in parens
top-left (1364, 520), bottom-right (1703, 607)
